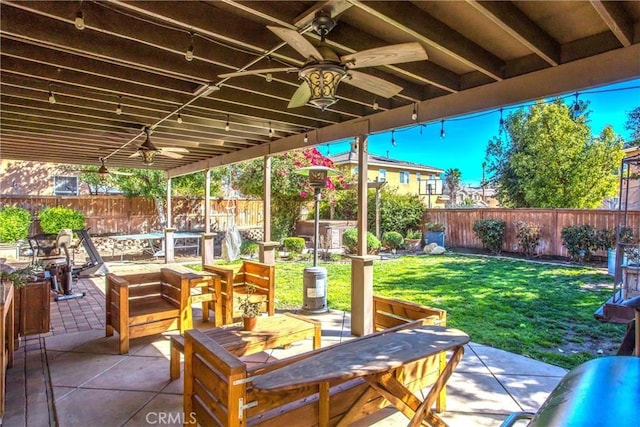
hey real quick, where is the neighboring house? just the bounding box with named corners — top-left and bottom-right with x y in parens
top-left (601, 146), bottom-right (640, 210)
top-left (454, 185), bottom-right (499, 207)
top-left (329, 144), bottom-right (446, 208)
top-left (0, 160), bottom-right (119, 196)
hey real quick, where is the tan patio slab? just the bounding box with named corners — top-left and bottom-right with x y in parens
top-left (123, 393), bottom-right (184, 427)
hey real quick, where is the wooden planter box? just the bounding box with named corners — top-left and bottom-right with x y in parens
top-left (15, 280), bottom-right (50, 337)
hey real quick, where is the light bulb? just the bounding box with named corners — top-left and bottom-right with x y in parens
top-left (225, 115), bottom-right (230, 132)
top-left (116, 103), bottom-right (122, 115)
top-left (391, 130), bottom-right (396, 147)
top-left (177, 113), bottom-right (183, 124)
top-left (48, 90), bottom-right (56, 104)
top-left (440, 120), bottom-right (446, 139)
top-left (304, 132), bottom-right (308, 143)
top-left (372, 101), bottom-right (379, 110)
top-left (75, 11), bottom-right (85, 30)
top-left (411, 106), bottom-right (418, 121)
top-left (185, 45), bottom-right (194, 61)
top-left (265, 73), bottom-right (273, 82)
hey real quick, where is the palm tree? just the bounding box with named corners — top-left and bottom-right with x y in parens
top-left (444, 168), bottom-right (462, 207)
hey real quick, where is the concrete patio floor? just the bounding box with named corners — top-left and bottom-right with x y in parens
top-left (3, 261), bottom-right (567, 426)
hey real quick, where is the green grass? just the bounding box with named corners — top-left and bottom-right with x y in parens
top-left (191, 254), bottom-right (623, 369)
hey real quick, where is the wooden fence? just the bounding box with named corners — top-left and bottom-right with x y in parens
top-left (423, 208), bottom-right (640, 258)
top-left (0, 195), bottom-right (263, 235)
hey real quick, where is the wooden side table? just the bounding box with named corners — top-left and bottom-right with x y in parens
top-left (0, 283), bottom-right (15, 421)
top-left (15, 280), bottom-right (50, 337)
top-left (185, 272), bottom-right (221, 326)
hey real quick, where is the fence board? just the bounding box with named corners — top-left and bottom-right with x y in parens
top-left (424, 208), bottom-right (640, 258)
top-left (0, 195), bottom-right (262, 235)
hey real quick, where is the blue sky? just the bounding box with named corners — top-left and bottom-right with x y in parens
top-left (320, 78), bottom-right (640, 186)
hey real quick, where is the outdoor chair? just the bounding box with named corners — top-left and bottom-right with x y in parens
top-left (105, 268), bottom-right (192, 354)
top-left (202, 260), bottom-right (275, 325)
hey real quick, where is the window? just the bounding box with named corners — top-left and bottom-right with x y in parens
top-left (53, 176), bottom-right (78, 195)
top-left (400, 171), bottom-right (409, 184)
top-left (378, 169), bottom-right (386, 182)
top-left (416, 172), bottom-right (421, 182)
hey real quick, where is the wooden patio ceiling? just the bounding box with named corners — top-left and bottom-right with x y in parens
top-left (1, 1), bottom-right (639, 178)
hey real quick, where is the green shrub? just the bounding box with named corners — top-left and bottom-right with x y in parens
top-left (0, 206), bottom-right (31, 243)
top-left (38, 207), bottom-right (85, 234)
top-left (424, 222), bottom-right (445, 232)
top-left (240, 239), bottom-right (259, 256)
top-left (472, 219), bottom-right (506, 254)
top-left (515, 221), bottom-right (541, 258)
top-left (561, 225), bottom-right (598, 260)
top-left (283, 237), bottom-right (306, 254)
top-left (405, 229), bottom-right (422, 240)
top-left (342, 228), bottom-right (381, 254)
top-left (381, 231), bottom-right (404, 250)
top-left (596, 229), bottom-right (616, 251)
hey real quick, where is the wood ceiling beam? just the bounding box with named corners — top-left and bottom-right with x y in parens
top-left (349, 0), bottom-right (504, 81)
top-left (590, 0), bottom-right (634, 47)
top-left (466, 0), bottom-right (561, 66)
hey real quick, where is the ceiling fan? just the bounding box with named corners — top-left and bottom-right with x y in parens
top-left (219, 9), bottom-right (428, 110)
top-left (129, 127), bottom-right (189, 165)
top-left (79, 158), bottom-right (133, 181)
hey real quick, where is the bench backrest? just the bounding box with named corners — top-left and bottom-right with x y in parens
top-left (373, 295), bottom-right (446, 331)
top-left (203, 260), bottom-right (275, 325)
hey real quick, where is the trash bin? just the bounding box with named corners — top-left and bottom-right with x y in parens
top-left (302, 266), bottom-right (328, 314)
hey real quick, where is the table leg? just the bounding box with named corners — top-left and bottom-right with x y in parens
top-left (319, 381), bottom-right (330, 427)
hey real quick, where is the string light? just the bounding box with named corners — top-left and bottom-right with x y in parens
top-left (225, 115), bottom-right (230, 132)
top-left (573, 92), bottom-right (580, 112)
top-left (440, 120), bottom-right (446, 139)
top-left (115, 97), bottom-right (122, 115)
top-left (265, 73), bottom-right (273, 82)
top-left (74, 10), bottom-right (85, 30)
top-left (48, 85), bottom-right (56, 104)
top-left (411, 104), bottom-right (418, 121)
top-left (326, 144), bottom-right (330, 156)
top-left (304, 132), bottom-right (309, 143)
top-left (177, 113), bottom-right (183, 124)
top-left (268, 121), bottom-right (273, 137)
top-left (391, 129), bottom-right (396, 147)
top-left (498, 108), bottom-right (504, 134)
top-left (372, 100), bottom-right (379, 110)
top-left (185, 33), bottom-right (194, 61)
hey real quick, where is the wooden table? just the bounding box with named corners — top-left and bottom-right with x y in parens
top-left (252, 325), bottom-right (469, 427)
top-left (170, 313), bottom-right (321, 380)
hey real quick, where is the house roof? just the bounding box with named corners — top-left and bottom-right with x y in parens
top-left (0, 2), bottom-right (638, 177)
top-left (330, 150), bottom-right (443, 174)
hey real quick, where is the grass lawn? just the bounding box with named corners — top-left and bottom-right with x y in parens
top-left (193, 253), bottom-right (624, 369)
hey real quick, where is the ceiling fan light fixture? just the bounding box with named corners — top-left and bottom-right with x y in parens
top-left (299, 63), bottom-right (346, 110)
top-left (138, 130), bottom-right (160, 165)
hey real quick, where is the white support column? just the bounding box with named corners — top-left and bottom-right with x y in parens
top-left (350, 135), bottom-right (375, 336)
top-left (259, 155), bottom-right (278, 265)
top-left (202, 169), bottom-right (215, 265)
top-left (165, 177), bottom-right (174, 264)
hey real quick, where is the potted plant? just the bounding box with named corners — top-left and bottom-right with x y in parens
top-left (424, 222), bottom-right (445, 247)
top-left (381, 231), bottom-right (404, 254)
top-left (404, 229), bottom-right (422, 251)
top-left (237, 284), bottom-right (261, 331)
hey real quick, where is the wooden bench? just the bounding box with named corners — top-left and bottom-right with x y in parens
top-left (169, 313), bottom-right (320, 380)
top-left (202, 260), bottom-right (275, 325)
top-left (105, 268), bottom-right (191, 354)
top-left (184, 298), bottom-right (451, 426)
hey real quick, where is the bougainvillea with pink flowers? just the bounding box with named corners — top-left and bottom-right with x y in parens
top-left (234, 147), bottom-right (347, 240)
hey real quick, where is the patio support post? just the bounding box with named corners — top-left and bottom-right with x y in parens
top-left (350, 134), bottom-right (375, 336)
top-left (165, 177), bottom-right (175, 263)
top-left (202, 168), bottom-right (215, 265)
top-left (259, 155), bottom-right (278, 265)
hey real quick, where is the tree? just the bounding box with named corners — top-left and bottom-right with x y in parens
top-left (486, 99), bottom-right (624, 208)
top-left (443, 168), bottom-right (461, 207)
top-left (234, 148), bottom-right (345, 241)
top-left (625, 106), bottom-right (640, 147)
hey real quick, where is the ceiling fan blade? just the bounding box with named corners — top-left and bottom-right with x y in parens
top-left (267, 26), bottom-right (323, 61)
top-left (288, 82), bottom-right (312, 108)
top-left (341, 42), bottom-right (428, 69)
top-left (219, 67), bottom-right (297, 79)
top-left (159, 151), bottom-right (184, 159)
top-left (159, 147), bottom-right (189, 153)
top-left (344, 70), bottom-right (403, 98)
top-left (110, 171), bottom-right (133, 176)
top-left (128, 152), bottom-right (141, 158)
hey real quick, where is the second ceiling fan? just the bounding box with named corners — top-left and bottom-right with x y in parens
top-left (219, 9), bottom-right (428, 110)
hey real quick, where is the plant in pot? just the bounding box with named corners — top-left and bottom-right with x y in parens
top-left (237, 284), bottom-right (262, 331)
top-left (404, 229), bottom-right (422, 251)
top-left (424, 223), bottom-right (445, 247)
